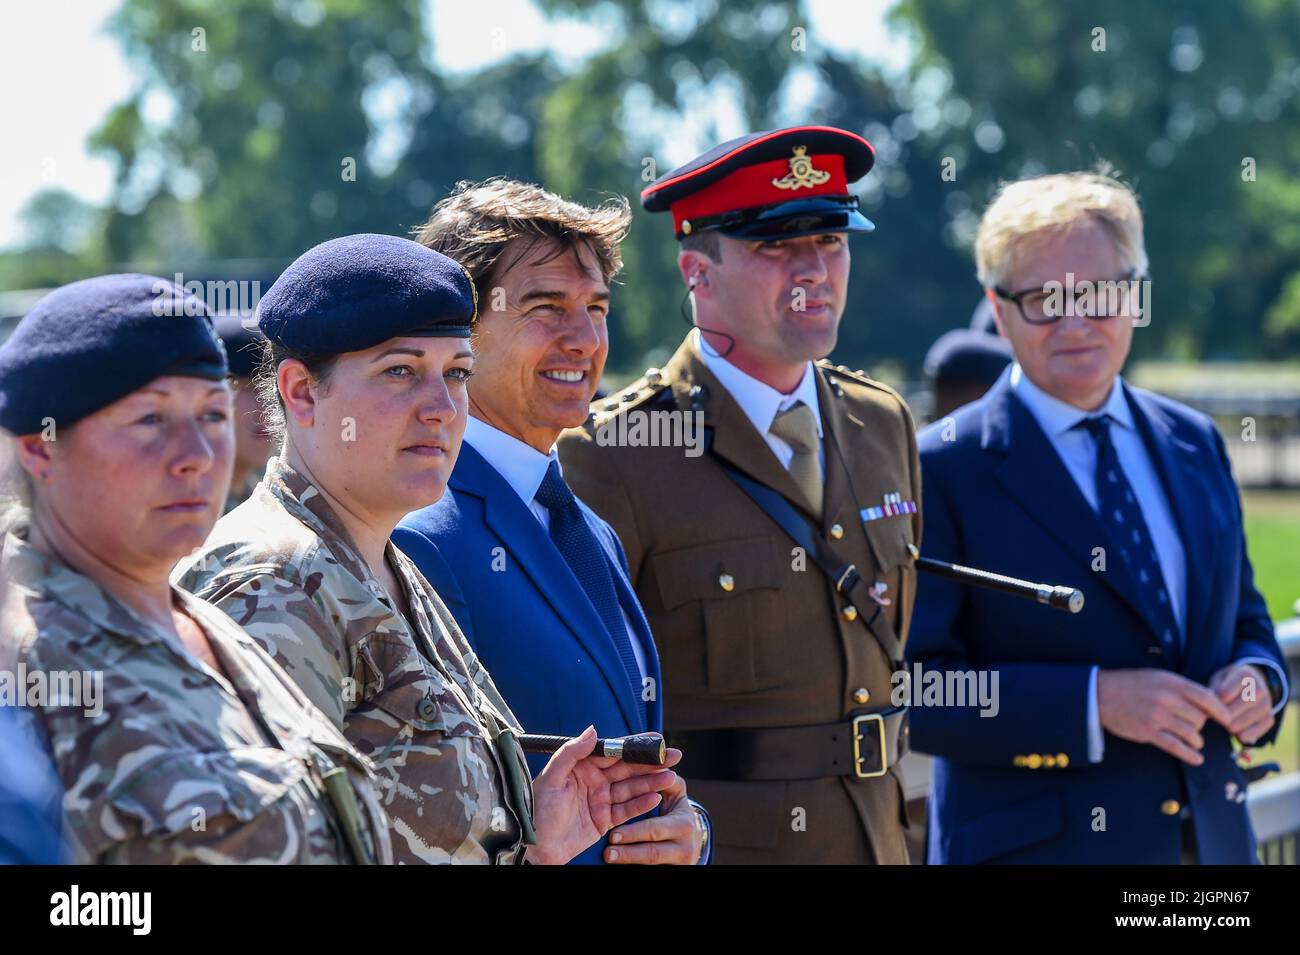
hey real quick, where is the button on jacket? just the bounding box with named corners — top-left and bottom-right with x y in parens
top-left (559, 333), bottom-right (922, 864)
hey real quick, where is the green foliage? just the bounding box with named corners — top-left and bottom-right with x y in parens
top-left (1242, 491), bottom-right (1300, 620)
top-left (895, 0), bottom-right (1300, 363)
top-left (7, 0), bottom-right (1300, 373)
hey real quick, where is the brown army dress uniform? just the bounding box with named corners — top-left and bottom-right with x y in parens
top-left (559, 333), bottom-right (921, 864)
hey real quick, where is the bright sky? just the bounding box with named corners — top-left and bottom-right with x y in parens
top-left (0, 0), bottom-right (909, 249)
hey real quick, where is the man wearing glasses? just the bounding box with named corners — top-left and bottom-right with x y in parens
top-left (908, 170), bottom-right (1288, 864)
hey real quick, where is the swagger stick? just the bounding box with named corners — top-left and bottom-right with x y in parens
top-left (914, 555), bottom-right (1084, 613)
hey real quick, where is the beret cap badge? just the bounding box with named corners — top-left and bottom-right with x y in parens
top-left (462, 265), bottom-right (479, 324)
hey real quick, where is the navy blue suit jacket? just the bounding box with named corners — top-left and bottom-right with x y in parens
top-left (0, 708), bottom-right (63, 864)
top-left (393, 442), bottom-right (664, 866)
top-left (910, 377), bottom-right (1286, 864)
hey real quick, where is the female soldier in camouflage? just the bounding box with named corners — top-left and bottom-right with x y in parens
top-left (0, 274), bottom-right (392, 864)
top-left (176, 235), bottom-right (680, 864)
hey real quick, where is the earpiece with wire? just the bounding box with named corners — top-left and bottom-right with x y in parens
top-left (681, 271), bottom-right (736, 358)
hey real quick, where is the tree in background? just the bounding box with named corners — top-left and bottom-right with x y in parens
top-left (895, 0), bottom-right (1300, 362)
top-left (88, 0), bottom-right (432, 265)
top-left (0, 190), bottom-right (101, 290)
top-left (5, 0), bottom-right (1300, 374)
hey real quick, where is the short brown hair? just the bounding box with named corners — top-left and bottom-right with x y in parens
top-left (679, 229), bottom-right (723, 262)
top-left (252, 340), bottom-right (338, 446)
top-left (413, 178), bottom-right (632, 289)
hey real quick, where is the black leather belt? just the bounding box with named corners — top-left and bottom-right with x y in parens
top-left (666, 707), bottom-right (909, 782)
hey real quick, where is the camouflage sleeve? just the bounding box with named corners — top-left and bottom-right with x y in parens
top-left (421, 581), bottom-right (523, 734)
top-left (192, 572), bottom-right (358, 731)
top-left (23, 635), bottom-right (318, 866)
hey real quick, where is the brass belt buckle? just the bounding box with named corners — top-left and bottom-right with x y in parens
top-left (852, 713), bottom-right (888, 779)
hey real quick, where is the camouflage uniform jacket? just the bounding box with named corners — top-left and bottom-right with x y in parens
top-left (0, 529), bottom-right (393, 865)
top-left (173, 457), bottom-right (533, 864)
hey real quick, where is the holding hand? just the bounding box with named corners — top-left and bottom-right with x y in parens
top-left (525, 726), bottom-right (682, 865)
top-left (604, 772), bottom-right (704, 865)
top-left (1208, 663), bottom-right (1275, 745)
top-left (1097, 669), bottom-right (1233, 765)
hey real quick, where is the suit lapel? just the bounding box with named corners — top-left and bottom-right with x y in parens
top-left (816, 366), bottom-right (863, 534)
top-left (608, 564), bottom-right (662, 730)
top-left (450, 443), bottom-right (644, 731)
top-left (1125, 387), bottom-right (1215, 669)
top-left (983, 381), bottom-right (1163, 649)
top-left (670, 339), bottom-right (819, 519)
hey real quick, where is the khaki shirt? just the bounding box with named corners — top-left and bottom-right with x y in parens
top-left (0, 530), bottom-right (392, 865)
top-left (174, 457), bottom-right (532, 864)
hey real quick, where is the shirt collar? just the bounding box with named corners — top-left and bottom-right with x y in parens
top-left (463, 415), bottom-right (559, 507)
top-left (1009, 362), bottom-right (1133, 438)
top-left (692, 328), bottom-right (823, 439)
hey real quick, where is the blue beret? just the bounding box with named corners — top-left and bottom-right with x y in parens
top-left (924, 328), bottom-right (1013, 386)
top-left (213, 313), bottom-right (265, 379)
top-left (255, 234), bottom-right (478, 355)
top-left (0, 274), bottom-right (227, 436)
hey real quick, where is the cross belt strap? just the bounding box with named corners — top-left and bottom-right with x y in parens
top-left (665, 707), bottom-right (909, 782)
top-left (703, 427), bottom-right (905, 668)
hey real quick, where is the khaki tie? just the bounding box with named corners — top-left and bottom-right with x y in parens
top-left (769, 401), bottom-right (824, 517)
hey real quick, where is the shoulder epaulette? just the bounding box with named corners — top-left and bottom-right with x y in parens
top-left (586, 367), bottom-right (673, 430)
top-left (815, 359), bottom-right (872, 385)
top-left (815, 359), bottom-right (909, 407)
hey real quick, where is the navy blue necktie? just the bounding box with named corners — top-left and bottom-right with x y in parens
top-left (535, 460), bottom-right (645, 728)
top-left (1075, 415), bottom-right (1181, 661)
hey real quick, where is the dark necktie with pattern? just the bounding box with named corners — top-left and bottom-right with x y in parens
top-left (535, 459), bottom-right (646, 729)
top-left (1075, 414), bottom-right (1181, 663)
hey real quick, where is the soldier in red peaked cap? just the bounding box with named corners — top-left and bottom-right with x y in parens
top-left (560, 126), bottom-right (922, 864)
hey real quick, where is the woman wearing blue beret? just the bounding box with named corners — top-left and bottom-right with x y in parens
top-left (175, 234), bottom-right (680, 864)
top-left (0, 273), bottom-right (393, 864)
top-left (212, 313), bottom-right (275, 513)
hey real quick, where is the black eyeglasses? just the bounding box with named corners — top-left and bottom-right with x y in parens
top-left (993, 269), bottom-right (1144, 325)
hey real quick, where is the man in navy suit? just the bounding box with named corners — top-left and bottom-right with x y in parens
top-left (394, 179), bottom-right (709, 865)
top-left (910, 170), bottom-right (1288, 864)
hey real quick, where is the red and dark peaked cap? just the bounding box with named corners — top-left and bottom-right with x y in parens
top-left (641, 125), bottom-right (876, 240)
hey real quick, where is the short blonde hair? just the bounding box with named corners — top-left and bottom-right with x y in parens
top-left (974, 170), bottom-right (1147, 289)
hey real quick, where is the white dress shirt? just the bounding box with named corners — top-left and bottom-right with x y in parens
top-left (1010, 364), bottom-right (1188, 632)
top-left (463, 416), bottom-right (647, 680)
top-left (1009, 364), bottom-right (1288, 763)
top-left (694, 328), bottom-right (824, 472)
